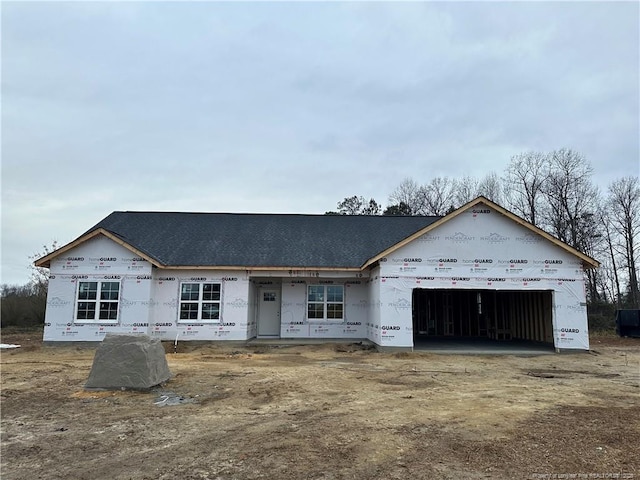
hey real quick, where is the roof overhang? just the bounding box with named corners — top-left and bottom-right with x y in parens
top-left (362, 196), bottom-right (600, 271)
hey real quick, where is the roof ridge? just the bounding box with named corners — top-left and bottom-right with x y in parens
top-left (111, 211), bottom-right (442, 218)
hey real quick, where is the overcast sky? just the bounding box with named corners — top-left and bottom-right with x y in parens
top-left (1, 1), bottom-right (639, 286)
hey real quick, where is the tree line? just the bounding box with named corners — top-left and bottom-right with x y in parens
top-left (327, 148), bottom-right (639, 311)
top-left (1, 243), bottom-right (55, 328)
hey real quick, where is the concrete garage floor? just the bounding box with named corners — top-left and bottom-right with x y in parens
top-left (413, 337), bottom-right (555, 355)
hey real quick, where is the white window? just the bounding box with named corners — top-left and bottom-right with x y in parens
top-left (307, 285), bottom-right (344, 320)
top-left (75, 281), bottom-right (120, 323)
top-left (179, 282), bottom-right (221, 322)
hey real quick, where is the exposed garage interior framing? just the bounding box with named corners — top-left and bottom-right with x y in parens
top-left (412, 289), bottom-right (553, 344)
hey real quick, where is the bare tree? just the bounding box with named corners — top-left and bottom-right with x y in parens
top-left (28, 241), bottom-right (58, 297)
top-left (503, 151), bottom-right (548, 226)
top-left (540, 148), bottom-right (600, 251)
top-left (601, 211), bottom-right (623, 306)
top-left (607, 176), bottom-right (640, 307)
top-left (388, 178), bottom-right (426, 215)
top-left (477, 172), bottom-right (503, 204)
top-left (0, 242), bottom-right (59, 327)
top-left (420, 177), bottom-right (457, 215)
top-left (582, 216), bottom-right (606, 303)
top-left (536, 149), bottom-right (605, 302)
top-left (454, 175), bottom-right (480, 206)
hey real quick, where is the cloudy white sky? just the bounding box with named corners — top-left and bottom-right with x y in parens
top-left (1, 1), bottom-right (639, 286)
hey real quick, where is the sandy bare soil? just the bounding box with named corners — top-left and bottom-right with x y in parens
top-left (1, 332), bottom-right (639, 480)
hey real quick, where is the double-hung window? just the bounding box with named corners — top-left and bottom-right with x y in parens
top-left (307, 285), bottom-right (344, 320)
top-left (179, 282), bottom-right (221, 322)
top-left (75, 281), bottom-right (120, 322)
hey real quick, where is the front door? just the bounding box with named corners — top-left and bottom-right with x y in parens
top-left (257, 288), bottom-right (281, 337)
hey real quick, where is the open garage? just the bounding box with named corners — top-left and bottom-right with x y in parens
top-left (370, 198), bottom-right (597, 351)
top-left (411, 289), bottom-right (554, 345)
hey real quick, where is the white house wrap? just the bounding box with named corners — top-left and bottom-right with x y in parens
top-left (36, 197), bottom-right (598, 351)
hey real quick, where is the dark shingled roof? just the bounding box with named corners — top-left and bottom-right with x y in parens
top-left (87, 212), bottom-right (441, 268)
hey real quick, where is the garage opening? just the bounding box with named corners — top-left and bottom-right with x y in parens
top-left (412, 289), bottom-right (553, 344)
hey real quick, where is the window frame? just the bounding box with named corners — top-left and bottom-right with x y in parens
top-left (74, 280), bottom-right (121, 324)
top-left (177, 282), bottom-right (222, 323)
top-left (307, 284), bottom-right (344, 321)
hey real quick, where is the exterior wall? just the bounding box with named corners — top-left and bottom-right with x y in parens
top-left (278, 278), bottom-right (367, 339)
top-left (43, 235), bottom-right (154, 341)
top-left (150, 270), bottom-right (250, 341)
top-left (365, 266), bottom-right (413, 348)
top-left (375, 204), bottom-right (589, 350)
top-left (376, 277), bottom-right (415, 348)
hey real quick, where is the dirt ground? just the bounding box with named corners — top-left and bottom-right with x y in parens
top-left (1, 332), bottom-right (639, 480)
